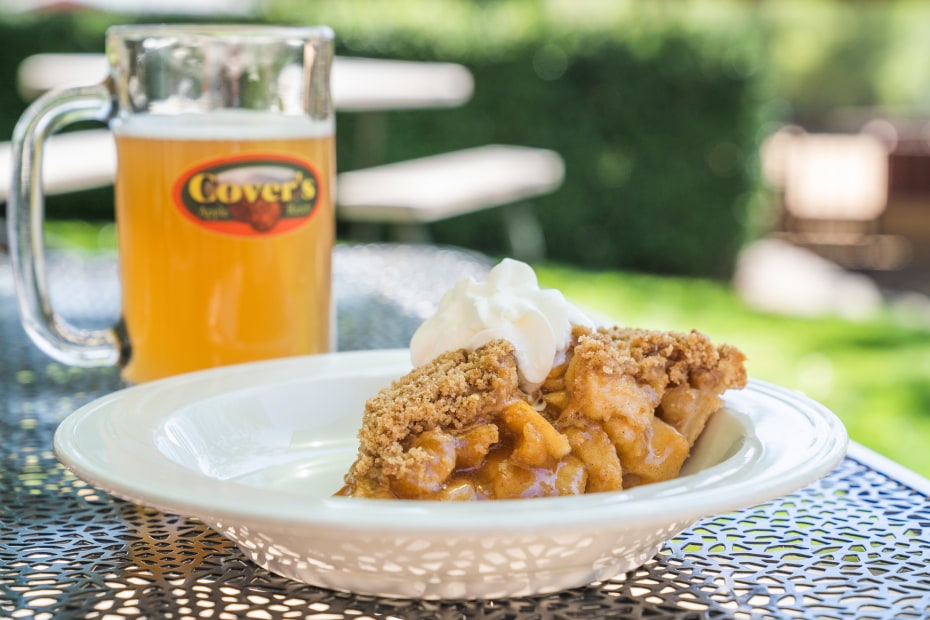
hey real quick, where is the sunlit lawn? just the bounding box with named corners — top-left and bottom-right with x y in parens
top-left (43, 220), bottom-right (930, 478)
top-left (536, 263), bottom-right (930, 479)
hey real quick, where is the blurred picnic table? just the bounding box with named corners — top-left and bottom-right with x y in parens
top-left (4, 53), bottom-right (562, 259)
top-left (16, 53), bottom-right (476, 111)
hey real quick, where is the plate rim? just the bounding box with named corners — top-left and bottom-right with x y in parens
top-left (54, 349), bottom-right (848, 534)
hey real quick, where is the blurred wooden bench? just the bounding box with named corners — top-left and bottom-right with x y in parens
top-left (337, 145), bottom-right (563, 259)
top-left (0, 129), bottom-right (116, 202)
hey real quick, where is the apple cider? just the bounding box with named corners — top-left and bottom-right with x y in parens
top-left (113, 113), bottom-right (335, 384)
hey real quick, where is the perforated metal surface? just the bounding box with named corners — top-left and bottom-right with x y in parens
top-left (2, 246), bottom-right (929, 619)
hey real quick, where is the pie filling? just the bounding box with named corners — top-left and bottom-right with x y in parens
top-left (337, 326), bottom-right (747, 500)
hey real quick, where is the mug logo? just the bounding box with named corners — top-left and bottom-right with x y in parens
top-left (173, 154), bottom-right (322, 236)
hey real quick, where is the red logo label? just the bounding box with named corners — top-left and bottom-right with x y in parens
top-left (173, 154), bottom-right (322, 236)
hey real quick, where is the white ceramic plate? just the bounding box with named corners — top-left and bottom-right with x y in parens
top-left (55, 350), bottom-right (848, 600)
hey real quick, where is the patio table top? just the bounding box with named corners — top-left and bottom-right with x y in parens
top-left (1, 243), bottom-right (928, 619)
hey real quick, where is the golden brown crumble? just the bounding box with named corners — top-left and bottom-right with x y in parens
top-left (347, 339), bottom-right (519, 486)
top-left (338, 326), bottom-right (747, 500)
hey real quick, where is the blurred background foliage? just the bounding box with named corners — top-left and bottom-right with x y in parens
top-left (5, 1), bottom-right (930, 277)
top-left (0, 0), bottom-right (930, 278)
top-left (319, 6), bottom-right (768, 279)
top-left (9, 0), bottom-right (930, 278)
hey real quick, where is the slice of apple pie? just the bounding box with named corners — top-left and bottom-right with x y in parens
top-left (336, 325), bottom-right (746, 500)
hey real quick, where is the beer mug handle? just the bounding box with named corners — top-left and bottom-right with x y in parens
top-left (7, 81), bottom-right (127, 368)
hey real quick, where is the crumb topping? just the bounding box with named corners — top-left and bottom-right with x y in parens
top-left (595, 326), bottom-right (747, 390)
top-left (340, 324), bottom-right (747, 497)
top-left (347, 339), bottom-right (519, 483)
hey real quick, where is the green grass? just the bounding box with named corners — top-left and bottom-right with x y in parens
top-left (536, 263), bottom-right (930, 479)
top-left (43, 221), bottom-right (930, 478)
top-left (44, 220), bottom-right (118, 252)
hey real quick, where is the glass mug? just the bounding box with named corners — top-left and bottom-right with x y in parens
top-left (8, 24), bottom-right (335, 384)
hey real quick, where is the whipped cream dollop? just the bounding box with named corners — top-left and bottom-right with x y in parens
top-left (410, 258), bottom-right (595, 391)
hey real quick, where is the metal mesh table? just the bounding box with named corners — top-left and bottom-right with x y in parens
top-left (2, 244), bottom-right (929, 619)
